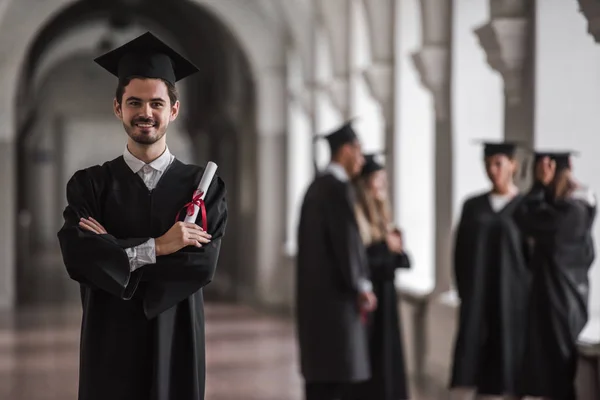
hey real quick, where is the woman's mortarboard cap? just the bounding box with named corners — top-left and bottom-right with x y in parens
top-left (534, 150), bottom-right (579, 171)
top-left (361, 150), bottom-right (387, 177)
top-left (93, 32), bottom-right (199, 85)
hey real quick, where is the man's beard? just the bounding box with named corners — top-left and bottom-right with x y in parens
top-left (125, 117), bottom-right (167, 145)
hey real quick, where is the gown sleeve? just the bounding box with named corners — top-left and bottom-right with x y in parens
top-left (571, 188), bottom-right (597, 268)
top-left (514, 181), bottom-right (560, 236)
top-left (453, 200), bottom-right (471, 300)
top-left (366, 241), bottom-right (411, 280)
top-left (57, 168), bottom-right (148, 300)
top-left (396, 252), bottom-right (411, 269)
top-left (516, 184), bottom-right (596, 269)
top-left (125, 238), bottom-right (157, 271)
top-left (324, 184), bottom-right (367, 295)
top-left (139, 176), bottom-right (228, 319)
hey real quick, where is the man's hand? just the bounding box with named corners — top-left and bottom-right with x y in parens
top-left (358, 291), bottom-right (377, 313)
top-left (79, 217), bottom-right (107, 234)
top-left (535, 156), bottom-right (556, 186)
top-left (155, 222), bottom-right (211, 256)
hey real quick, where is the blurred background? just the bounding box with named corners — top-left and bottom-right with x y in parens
top-left (0, 0), bottom-right (598, 398)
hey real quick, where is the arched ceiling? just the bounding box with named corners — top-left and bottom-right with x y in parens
top-left (13, 0), bottom-right (265, 134)
top-left (31, 22), bottom-right (148, 93)
top-left (0, 0), bottom-right (293, 141)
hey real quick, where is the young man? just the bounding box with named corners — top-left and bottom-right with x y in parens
top-left (450, 142), bottom-right (531, 400)
top-left (57, 32), bottom-right (228, 400)
top-left (515, 151), bottom-right (595, 400)
top-left (295, 122), bottom-right (377, 400)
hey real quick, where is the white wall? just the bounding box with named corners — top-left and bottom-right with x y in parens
top-left (535, 0), bottom-right (600, 333)
top-left (353, 78), bottom-right (385, 153)
top-left (394, 0), bottom-right (435, 295)
top-left (351, 0), bottom-right (384, 153)
top-left (285, 47), bottom-right (313, 256)
top-left (452, 0), bottom-right (503, 221)
top-left (286, 102), bottom-right (312, 256)
top-left (26, 119), bottom-right (59, 246)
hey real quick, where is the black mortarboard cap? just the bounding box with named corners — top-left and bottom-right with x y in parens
top-left (314, 120), bottom-right (359, 155)
top-left (534, 150), bottom-right (579, 172)
top-left (473, 140), bottom-right (521, 158)
top-left (93, 32), bottom-right (199, 85)
top-left (361, 151), bottom-right (386, 176)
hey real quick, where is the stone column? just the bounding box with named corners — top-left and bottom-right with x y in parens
top-left (307, 0), bottom-right (329, 172)
top-left (0, 134), bottom-right (15, 310)
top-left (475, 0), bottom-right (533, 186)
top-left (362, 0), bottom-right (397, 203)
top-left (318, 0), bottom-right (353, 118)
top-left (0, 54), bottom-right (17, 309)
top-left (411, 0), bottom-right (454, 295)
top-left (578, 0), bottom-right (600, 43)
top-left (254, 67), bottom-right (289, 308)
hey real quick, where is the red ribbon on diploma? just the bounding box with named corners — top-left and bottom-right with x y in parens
top-left (175, 191), bottom-right (208, 232)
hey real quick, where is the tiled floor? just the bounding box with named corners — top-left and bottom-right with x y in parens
top-left (0, 301), bottom-right (438, 400)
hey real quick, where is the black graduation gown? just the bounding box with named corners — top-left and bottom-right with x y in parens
top-left (352, 242), bottom-right (411, 400)
top-left (56, 156), bottom-right (228, 400)
top-left (449, 192), bottom-right (531, 396)
top-left (514, 183), bottom-right (596, 400)
top-left (295, 172), bottom-right (371, 383)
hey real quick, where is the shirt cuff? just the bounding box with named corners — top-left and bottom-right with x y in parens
top-left (358, 278), bottom-right (373, 293)
top-left (124, 238), bottom-right (157, 272)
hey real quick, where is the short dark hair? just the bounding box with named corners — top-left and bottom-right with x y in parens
top-left (115, 76), bottom-right (178, 106)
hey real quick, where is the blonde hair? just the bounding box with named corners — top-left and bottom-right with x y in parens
top-left (354, 175), bottom-right (393, 245)
top-left (552, 168), bottom-right (578, 199)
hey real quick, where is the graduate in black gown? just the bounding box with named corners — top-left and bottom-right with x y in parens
top-left (515, 152), bottom-right (596, 400)
top-left (449, 142), bottom-right (531, 399)
top-left (352, 153), bottom-right (411, 400)
top-left (56, 32), bottom-right (228, 400)
top-left (296, 122), bottom-right (377, 400)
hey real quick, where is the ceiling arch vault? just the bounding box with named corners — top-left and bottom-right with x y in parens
top-left (0, 0), bottom-right (295, 305)
top-left (15, 0), bottom-right (262, 139)
top-left (0, 0), bottom-right (292, 142)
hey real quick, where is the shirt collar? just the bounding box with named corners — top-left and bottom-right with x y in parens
top-left (123, 145), bottom-right (173, 174)
top-left (326, 162), bottom-right (349, 182)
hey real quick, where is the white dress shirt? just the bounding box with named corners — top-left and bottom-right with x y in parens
top-left (488, 193), bottom-right (514, 212)
top-left (488, 185), bottom-right (519, 212)
top-left (122, 146), bottom-right (175, 271)
top-left (326, 163), bottom-right (373, 294)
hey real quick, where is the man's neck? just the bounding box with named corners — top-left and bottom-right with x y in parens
top-left (491, 183), bottom-right (518, 196)
top-left (331, 159), bottom-right (351, 177)
top-left (127, 140), bottom-right (166, 164)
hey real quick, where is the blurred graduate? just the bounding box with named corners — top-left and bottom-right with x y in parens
top-left (450, 141), bottom-right (531, 399)
top-left (295, 121), bottom-right (377, 400)
top-left (352, 152), bottom-right (411, 400)
top-left (515, 151), bottom-right (596, 400)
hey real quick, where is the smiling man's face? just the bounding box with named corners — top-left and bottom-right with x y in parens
top-left (114, 77), bottom-right (179, 146)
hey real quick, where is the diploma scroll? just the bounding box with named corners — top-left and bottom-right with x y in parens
top-left (176, 161), bottom-right (218, 231)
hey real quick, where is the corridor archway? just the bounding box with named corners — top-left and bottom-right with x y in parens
top-left (11, 0), bottom-right (258, 305)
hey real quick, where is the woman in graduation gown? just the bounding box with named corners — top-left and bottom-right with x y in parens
top-left (515, 153), bottom-right (596, 400)
top-left (352, 153), bottom-right (411, 400)
top-left (449, 142), bottom-right (531, 399)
